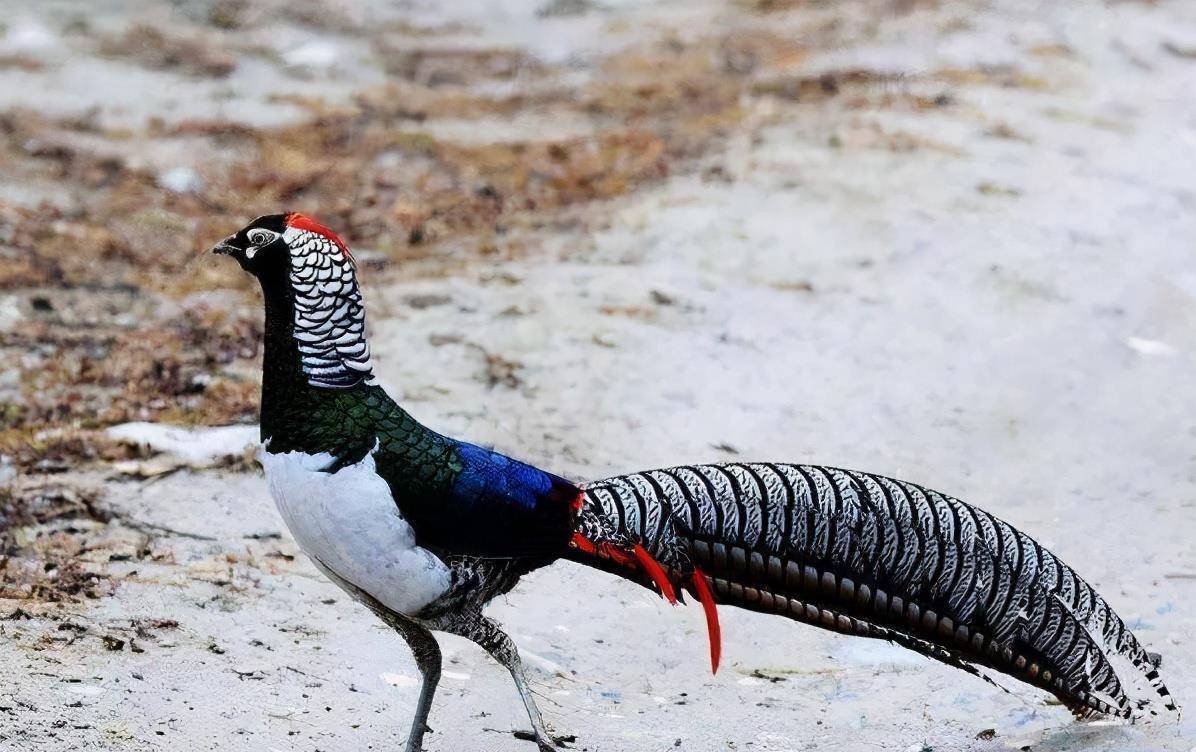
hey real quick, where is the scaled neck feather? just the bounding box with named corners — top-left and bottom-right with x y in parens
top-left (279, 224), bottom-right (375, 390)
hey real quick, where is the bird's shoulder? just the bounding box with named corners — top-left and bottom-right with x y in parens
top-left (449, 441), bottom-right (578, 511)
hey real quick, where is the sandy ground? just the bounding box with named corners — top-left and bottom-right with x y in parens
top-left (2, 1), bottom-right (1196, 751)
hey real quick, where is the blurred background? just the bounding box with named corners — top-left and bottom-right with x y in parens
top-left (0, 1), bottom-right (1193, 750)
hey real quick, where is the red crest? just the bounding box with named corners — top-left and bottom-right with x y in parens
top-left (286, 213), bottom-right (354, 262)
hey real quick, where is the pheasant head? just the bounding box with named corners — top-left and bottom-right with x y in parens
top-left (213, 213), bottom-right (373, 389)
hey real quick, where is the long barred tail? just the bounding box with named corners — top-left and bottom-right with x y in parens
top-left (568, 463), bottom-right (1177, 720)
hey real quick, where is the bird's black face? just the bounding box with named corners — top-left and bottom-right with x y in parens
top-left (211, 214), bottom-right (290, 274)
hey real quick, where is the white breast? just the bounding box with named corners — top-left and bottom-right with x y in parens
top-left (259, 446), bottom-right (452, 616)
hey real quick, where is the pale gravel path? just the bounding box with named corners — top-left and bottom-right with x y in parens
top-left (2, 1), bottom-right (1195, 751)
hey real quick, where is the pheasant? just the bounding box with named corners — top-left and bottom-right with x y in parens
top-left (212, 213), bottom-right (1177, 751)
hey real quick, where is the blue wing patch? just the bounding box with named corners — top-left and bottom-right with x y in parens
top-left (437, 441), bottom-right (579, 557)
top-left (452, 442), bottom-right (561, 510)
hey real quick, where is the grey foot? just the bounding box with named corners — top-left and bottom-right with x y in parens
top-left (403, 723), bottom-right (433, 752)
top-left (513, 729), bottom-right (576, 750)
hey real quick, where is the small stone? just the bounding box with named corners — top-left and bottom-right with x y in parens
top-left (158, 167), bottom-right (203, 194)
top-left (283, 41), bottom-right (339, 71)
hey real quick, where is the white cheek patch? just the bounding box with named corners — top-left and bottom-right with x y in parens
top-left (246, 246), bottom-right (259, 259)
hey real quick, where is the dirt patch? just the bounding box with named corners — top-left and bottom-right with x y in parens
top-left (0, 480), bottom-right (115, 603)
top-left (0, 428), bottom-right (148, 475)
top-left (0, 3), bottom-right (1047, 482)
top-left (98, 23), bottom-right (238, 78)
top-left (0, 17), bottom-right (928, 474)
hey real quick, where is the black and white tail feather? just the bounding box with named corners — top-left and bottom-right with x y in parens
top-left (572, 462), bottom-right (1178, 720)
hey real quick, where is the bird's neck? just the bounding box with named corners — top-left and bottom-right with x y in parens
top-left (257, 267), bottom-right (373, 450)
top-left (255, 270), bottom-right (442, 472)
top-left (259, 273), bottom-right (313, 436)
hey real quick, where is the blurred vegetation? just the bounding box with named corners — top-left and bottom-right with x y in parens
top-left (0, 2), bottom-right (1000, 474)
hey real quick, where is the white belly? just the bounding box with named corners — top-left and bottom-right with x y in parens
top-left (260, 447), bottom-right (452, 616)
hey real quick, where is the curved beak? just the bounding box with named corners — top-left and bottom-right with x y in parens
top-left (211, 235), bottom-right (239, 255)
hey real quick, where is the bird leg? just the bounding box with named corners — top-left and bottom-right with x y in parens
top-left (441, 614), bottom-right (567, 751)
top-left (315, 564), bottom-right (443, 752)
top-left (380, 611), bottom-right (442, 752)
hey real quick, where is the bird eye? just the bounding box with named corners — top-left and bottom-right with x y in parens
top-left (247, 229), bottom-right (277, 247)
